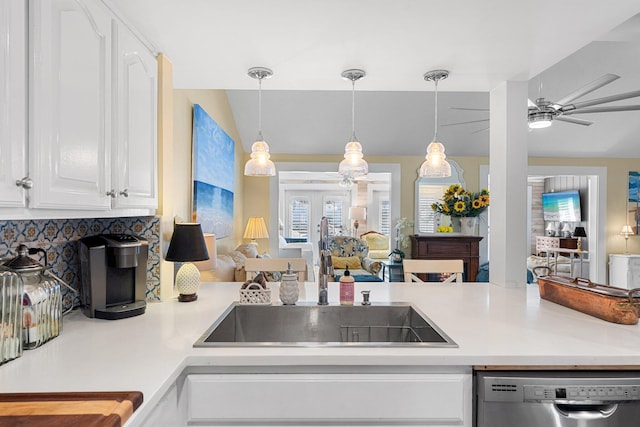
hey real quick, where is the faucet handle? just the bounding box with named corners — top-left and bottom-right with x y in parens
top-left (361, 290), bottom-right (371, 306)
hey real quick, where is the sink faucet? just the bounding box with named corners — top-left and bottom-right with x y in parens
top-left (318, 217), bottom-right (333, 305)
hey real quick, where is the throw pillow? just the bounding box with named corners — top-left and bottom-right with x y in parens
top-left (235, 244), bottom-right (259, 259)
top-left (207, 254), bottom-right (236, 281)
top-left (365, 233), bottom-right (388, 251)
top-left (331, 255), bottom-right (362, 270)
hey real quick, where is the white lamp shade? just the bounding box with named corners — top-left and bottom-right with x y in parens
top-left (621, 225), bottom-right (634, 236)
top-left (244, 217), bottom-right (269, 240)
top-left (349, 206), bottom-right (366, 221)
top-left (193, 233), bottom-right (217, 271)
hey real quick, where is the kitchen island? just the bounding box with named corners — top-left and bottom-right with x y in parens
top-left (2, 281), bottom-right (640, 426)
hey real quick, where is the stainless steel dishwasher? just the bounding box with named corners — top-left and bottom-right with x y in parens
top-left (476, 371), bottom-right (640, 426)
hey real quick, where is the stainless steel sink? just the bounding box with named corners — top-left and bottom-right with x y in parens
top-left (194, 302), bottom-right (457, 347)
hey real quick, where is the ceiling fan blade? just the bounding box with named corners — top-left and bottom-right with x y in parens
top-left (561, 90), bottom-right (640, 111)
top-left (554, 74), bottom-right (620, 106)
top-left (555, 116), bottom-right (593, 126)
top-left (441, 119), bottom-right (490, 127)
top-left (528, 98), bottom-right (538, 109)
top-left (563, 104), bottom-right (640, 114)
top-left (448, 107), bottom-right (489, 112)
top-left (471, 127), bottom-right (489, 134)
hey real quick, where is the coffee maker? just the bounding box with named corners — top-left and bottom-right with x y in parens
top-left (78, 234), bottom-right (148, 320)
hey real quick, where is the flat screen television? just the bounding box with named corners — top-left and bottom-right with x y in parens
top-left (542, 190), bottom-right (582, 222)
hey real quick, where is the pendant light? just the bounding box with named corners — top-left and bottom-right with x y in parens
top-left (419, 70), bottom-right (452, 178)
top-left (244, 67), bottom-right (276, 177)
top-left (338, 69), bottom-right (368, 181)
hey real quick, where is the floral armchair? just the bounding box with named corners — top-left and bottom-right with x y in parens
top-left (328, 236), bottom-right (382, 278)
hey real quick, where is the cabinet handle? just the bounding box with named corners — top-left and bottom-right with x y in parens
top-left (119, 189), bottom-right (129, 198)
top-left (106, 190), bottom-right (118, 198)
top-left (15, 177), bottom-right (33, 189)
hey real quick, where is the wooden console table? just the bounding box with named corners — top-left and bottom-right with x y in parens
top-left (410, 235), bottom-right (483, 282)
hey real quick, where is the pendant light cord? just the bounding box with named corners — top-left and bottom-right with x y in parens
top-left (257, 77), bottom-right (263, 137)
top-left (433, 78), bottom-right (439, 141)
top-left (351, 79), bottom-right (356, 140)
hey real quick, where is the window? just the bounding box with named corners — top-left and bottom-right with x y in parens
top-left (379, 199), bottom-right (391, 235)
top-left (417, 185), bottom-right (447, 233)
top-left (323, 198), bottom-right (345, 236)
top-left (288, 198), bottom-right (309, 239)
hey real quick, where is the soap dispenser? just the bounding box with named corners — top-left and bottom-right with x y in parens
top-left (339, 268), bottom-right (355, 306)
top-left (279, 262), bottom-right (299, 305)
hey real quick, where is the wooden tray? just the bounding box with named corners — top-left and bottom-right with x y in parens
top-left (538, 275), bottom-right (640, 325)
top-left (0, 391), bottom-right (142, 427)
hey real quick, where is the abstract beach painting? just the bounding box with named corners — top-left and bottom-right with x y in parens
top-left (192, 104), bottom-right (234, 237)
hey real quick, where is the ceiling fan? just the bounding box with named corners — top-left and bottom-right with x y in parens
top-left (443, 74), bottom-right (640, 132)
top-left (528, 74), bottom-right (640, 129)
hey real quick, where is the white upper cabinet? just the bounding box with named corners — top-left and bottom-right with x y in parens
top-left (29, 0), bottom-right (113, 209)
top-left (0, 0), bottom-right (27, 208)
top-left (111, 21), bottom-right (158, 209)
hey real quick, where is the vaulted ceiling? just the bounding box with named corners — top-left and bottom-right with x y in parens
top-left (111, 0), bottom-right (640, 158)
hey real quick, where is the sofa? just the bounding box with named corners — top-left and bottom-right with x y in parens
top-left (328, 235), bottom-right (382, 280)
top-left (360, 231), bottom-right (389, 260)
top-left (197, 244), bottom-right (261, 282)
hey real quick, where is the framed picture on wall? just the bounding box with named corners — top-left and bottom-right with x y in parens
top-left (628, 171), bottom-right (639, 235)
top-left (192, 104), bottom-right (235, 238)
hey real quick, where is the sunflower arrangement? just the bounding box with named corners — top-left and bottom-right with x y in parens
top-left (431, 184), bottom-right (490, 218)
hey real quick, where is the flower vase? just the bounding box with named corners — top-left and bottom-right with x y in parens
top-left (459, 217), bottom-right (478, 235)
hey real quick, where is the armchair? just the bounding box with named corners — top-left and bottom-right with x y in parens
top-left (328, 236), bottom-right (382, 279)
top-left (360, 231), bottom-right (389, 259)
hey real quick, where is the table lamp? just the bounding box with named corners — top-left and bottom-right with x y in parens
top-left (573, 226), bottom-right (587, 251)
top-left (166, 223), bottom-right (209, 302)
top-left (620, 225), bottom-right (633, 254)
top-left (244, 217), bottom-right (269, 246)
top-left (349, 206), bottom-right (366, 236)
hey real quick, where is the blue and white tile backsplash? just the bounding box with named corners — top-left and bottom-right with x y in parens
top-left (0, 216), bottom-right (161, 311)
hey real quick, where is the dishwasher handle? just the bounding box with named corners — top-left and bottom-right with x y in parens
top-left (554, 403), bottom-right (618, 420)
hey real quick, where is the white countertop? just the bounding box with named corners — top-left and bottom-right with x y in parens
top-left (2, 281), bottom-right (640, 423)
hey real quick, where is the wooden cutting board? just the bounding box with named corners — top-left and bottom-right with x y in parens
top-left (0, 391), bottom-right (143, 427)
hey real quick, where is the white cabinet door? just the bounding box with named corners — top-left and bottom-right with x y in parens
top-left (29, 0), bottom-right (111, 209)
top-left (112, 22), bottom-right (157, 209)
top-left (186, 373), bottom-right (471, 426)
top-left (0, 0), bottom-right (27, 208)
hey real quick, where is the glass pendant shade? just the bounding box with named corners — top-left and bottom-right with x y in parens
top-left (419, 141), bottom-right (451, 178)
top-left (338, 139), bottom-right (368, 178)
top-left (244, 134), bottom-right (276, 176)
top-left (245, 67), bottom-right (276, 177)
top-left (420, 70), bottom-right (452, 178)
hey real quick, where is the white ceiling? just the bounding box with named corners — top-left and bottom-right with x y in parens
top-left (110, 0), bottom-right (640, 158)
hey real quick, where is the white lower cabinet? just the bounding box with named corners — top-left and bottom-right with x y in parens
top-left (138, 368), bottom-right (472, 427)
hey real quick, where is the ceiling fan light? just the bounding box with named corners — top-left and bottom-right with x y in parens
top-left (244, 137), bottom-right (276, 176)
top-left (528, 112), bottom-right (553, 129)
top-left (419, 141), bottom-right (452, 178)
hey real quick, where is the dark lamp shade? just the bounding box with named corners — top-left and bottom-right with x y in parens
top-left (573, 226), bottom-right (587, 238)
top-left (166, 223), bottom-right (209, 262)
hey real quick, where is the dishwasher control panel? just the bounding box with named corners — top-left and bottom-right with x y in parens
top-left (524, 385), bottom-right (640, 402)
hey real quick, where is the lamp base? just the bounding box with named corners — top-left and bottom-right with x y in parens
top-left (176, 262), bottom-right (201, 303)
top-left (178, 293), bottom-right (198, 302)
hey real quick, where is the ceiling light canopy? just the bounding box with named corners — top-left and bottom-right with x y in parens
top-left (338, 69), bottom-right (368, 181)
top-left (419, 70), bottom-right (452, 178)
top-left (244, 67), bottom-right (276, 177)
